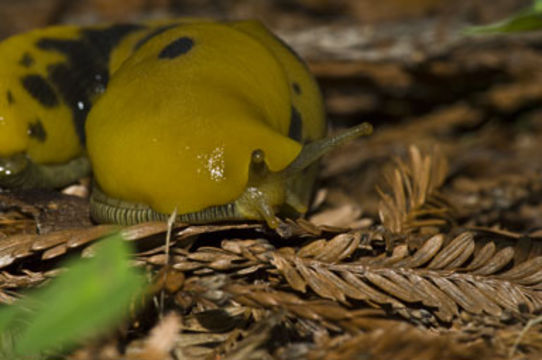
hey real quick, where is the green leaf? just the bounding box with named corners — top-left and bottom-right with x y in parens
top-left (0, 234), bottom-right (145, 357)
top-left (465, 1), bottom-right (542, 34)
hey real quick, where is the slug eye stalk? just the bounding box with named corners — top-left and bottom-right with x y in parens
top-left (283, 122), bottom-right (373, 177)
top-left (236, 122), bottom-right (374, 230)
top-left (89, 121), bottom-right (373, 232)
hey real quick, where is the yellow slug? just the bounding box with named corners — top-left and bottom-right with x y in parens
top-left (0, 23), bottom-right (148, 187)
top-left (0, 19), bottom-right (372, 228)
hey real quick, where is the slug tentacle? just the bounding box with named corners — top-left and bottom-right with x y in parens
top-left (233, 149), bottom-right (285, 228)
top-left (89, 117), bottom-right (374, 230)
top-left (282, 122), bottom-right (373, 177)
top-left (234, 121), bottom-right (374, 229)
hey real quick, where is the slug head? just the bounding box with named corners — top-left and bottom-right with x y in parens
top-left (0, 153), bottom-right (30, 188)
top-left (234, 122), bottom-right (373, 228)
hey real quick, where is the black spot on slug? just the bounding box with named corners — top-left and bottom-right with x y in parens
top-left (19, 52), bottom-right (34, 67)
top-left (159, 36), bottom-right (194, 59)
top-left (81, 24), bottom-right (144, 61)
top-left (36, 24), bottom-right (143, 143)
top-left (288, 106), bottom-right (303, 142)
top-left (134, 23), bottom-right (178, 51)
top-left (28, 119), bottom-right (47, 142)
top-left (6, 90), bottom-right (14, 105)
top-left (292, 82), bottom-right (302, 95)
top-left (21, 74), bottom-right (59, 107)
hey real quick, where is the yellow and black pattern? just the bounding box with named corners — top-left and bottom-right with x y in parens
top-left (32, 24), bottom-right (144, 143)
top-left (0, 19), bottom-right (360, 228)
top-left (0, 23), bottom-right (146, 166)
top-left (0, 20), bottom-right (323, 166)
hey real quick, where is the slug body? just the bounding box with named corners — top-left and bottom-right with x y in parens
top-left (0, 23), bottom-right (145, 187)
top-left (0, 19), bottom-right (372, 227)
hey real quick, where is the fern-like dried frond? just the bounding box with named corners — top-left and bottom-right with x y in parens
top-left (170, 275), bottom-right (492, 359)
top-left (165, 230), bottom-right (542, 323)
top-left (378, 145), bottom-right (453, 234)
top-left (224, 283), bottom-right (389, 332)
top-left (305, 322), bottom-right (489, 360)
top-left (0, 222), bottom-right (266, 272)
top-left (272, 232), bottom-right (542, 322)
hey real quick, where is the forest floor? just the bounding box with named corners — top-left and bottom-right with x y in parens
top-left (1, 0), bottom-right (542, 359)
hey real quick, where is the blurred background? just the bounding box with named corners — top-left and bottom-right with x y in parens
top-left (0, 0), bottom-right (530, 35)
